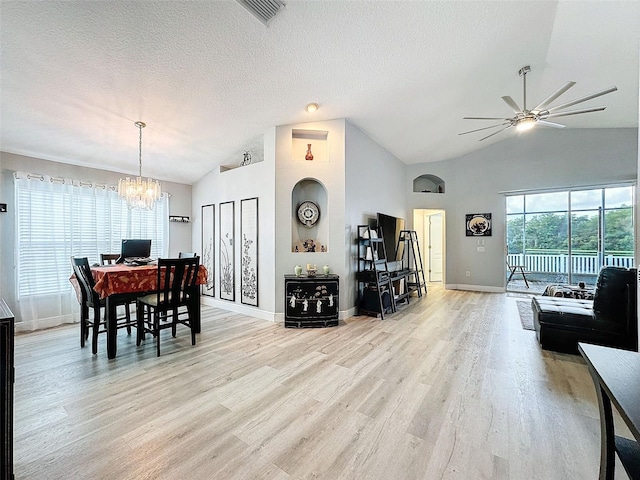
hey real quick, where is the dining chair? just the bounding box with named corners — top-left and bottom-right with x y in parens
top-left (71, 257), bottom-right (137, 354)
top-left (101, 253), bottom-right (133, 333)
top-left (100, 253), bottom-right (120, 265)
top-left (136, 257), bottom-right (200, 356)
top-left (178, 252), bottom-right (197, 258)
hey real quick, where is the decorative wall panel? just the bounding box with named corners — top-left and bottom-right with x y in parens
top-left (240, 197), bottom-right (258, 306)
top-left (219, 201), bottom-right (235, 301)
top-left (201, 204), bottom-right (215, 297)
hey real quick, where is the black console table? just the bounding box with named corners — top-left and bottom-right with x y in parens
top-left (579, 342), bottom-right (640, 480)
top-left (284, 275), bottom-right (339, 328)
top-left (0, 299), bottom-right (14, 480)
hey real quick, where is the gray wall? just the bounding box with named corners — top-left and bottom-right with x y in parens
top-left (406, 128), bottom-right (638, 290)
top-left (345, 121), bottom-right (407, 311)
top-left (0, 151), bottom-right (193, 316)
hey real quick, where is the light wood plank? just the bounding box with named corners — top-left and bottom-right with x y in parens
top-left (13, 285), bottom-right (616, 479)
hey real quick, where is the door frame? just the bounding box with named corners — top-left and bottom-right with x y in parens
top-left (413, 209), bottom-right (446, 285)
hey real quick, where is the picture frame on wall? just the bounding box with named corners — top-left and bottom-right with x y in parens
top-left (201, 204), bottom-right (215, 297)
top-left (219, 201), bottom-right (235, 301)
top-left (240, 197), bottom-right (258, 306)
top-left (466, 213), bottom-right (492, 236)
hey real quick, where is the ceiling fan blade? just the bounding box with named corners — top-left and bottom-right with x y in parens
top-left (478, 125), bottom-right (511, 141)
top-left (459, 123), bottom-right (510, 136)
top-left (502, 96), bottom-right (521, 113)
top-left (545, 86), bottom-right (617, 113)
top-left (532, 81), bottom-right (576, 112)
top-left (544, 106), bottom-right (607, 118)
top-left (537, 120), bottom-right (566, 129)
top-left (463, 116), bottom-right (508, 120)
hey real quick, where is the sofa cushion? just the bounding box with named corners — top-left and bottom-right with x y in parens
top-left (592, 266), bottom-right (636, 323)
top-left (532, 296), bottom-right (595, 328)
top-left (532, 296), bottom-right (627, 334)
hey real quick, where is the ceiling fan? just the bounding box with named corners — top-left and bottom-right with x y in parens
top-left (460, 65), bottom-right (617, 141)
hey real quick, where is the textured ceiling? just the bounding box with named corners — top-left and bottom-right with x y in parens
top-left (1, 1), bottom-right (638, 185)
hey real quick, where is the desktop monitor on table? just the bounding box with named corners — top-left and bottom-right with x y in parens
top-left (118, 239), bottom-right (152, 263)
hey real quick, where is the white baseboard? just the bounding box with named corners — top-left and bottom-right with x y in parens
top-left (446, 283), bottom-right (504, 293)
top-left (201, 297), bottom-right (277, 322)
top-left (201, 297), bottom-right (355, 324)
top-left (341, 306), bottom-right (357, 320)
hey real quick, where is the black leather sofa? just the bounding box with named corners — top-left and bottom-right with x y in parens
top-left (532, 266), bottom-right (638, 354)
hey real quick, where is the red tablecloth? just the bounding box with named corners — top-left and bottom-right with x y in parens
top-left (71, 264), bottom-right (208, 299)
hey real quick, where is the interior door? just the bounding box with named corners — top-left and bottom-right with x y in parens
top-left (429, 213), bottom-right (443, 282)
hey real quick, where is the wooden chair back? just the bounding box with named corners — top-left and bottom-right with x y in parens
top-left (71, 257), bottom-right (100, 306)
top-left (156, 257), bottom-right (200, 308)
top-left (101, 254), bottom-right (120, 265)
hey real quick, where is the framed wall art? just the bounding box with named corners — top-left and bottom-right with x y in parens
top-left (240, 197), bottom-right (258, 306)
top-left (201, 204), bottom-right (215, 297)
top-left (466, 213), bottom-right (492, 236)
top-left (219, 201), bottom-right (235, 301)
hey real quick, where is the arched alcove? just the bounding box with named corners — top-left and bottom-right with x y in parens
top-left (291, 178), bottom-right (329, 252)
top-left (413, 174), bottom-right (445, 193)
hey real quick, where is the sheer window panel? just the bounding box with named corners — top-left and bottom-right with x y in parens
top-left (14, 173), bottom-right (169, 329)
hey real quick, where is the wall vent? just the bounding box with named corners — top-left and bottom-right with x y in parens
top-left (236, 0), bottom-right (285, 26)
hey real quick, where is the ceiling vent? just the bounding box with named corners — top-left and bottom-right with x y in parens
top-left (236, 0), bottom-right (285, 26)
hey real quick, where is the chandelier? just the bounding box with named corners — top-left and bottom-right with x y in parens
top-left (117, 121), bottom-right (161, 210)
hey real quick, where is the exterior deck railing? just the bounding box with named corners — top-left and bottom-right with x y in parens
top-left (507, 253), bottom-right (634, 275)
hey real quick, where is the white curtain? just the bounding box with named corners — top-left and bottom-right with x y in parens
top-left (14, 172), bottom-right (169, 331)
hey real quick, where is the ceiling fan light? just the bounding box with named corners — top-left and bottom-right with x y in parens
top-left (516, 117), bottom-right (536, 132)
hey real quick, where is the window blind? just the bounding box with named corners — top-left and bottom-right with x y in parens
top-left (15, 174), bottom-right (169, 298)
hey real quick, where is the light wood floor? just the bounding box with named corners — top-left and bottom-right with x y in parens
top-left (13, 285), bottom-right (630, 479)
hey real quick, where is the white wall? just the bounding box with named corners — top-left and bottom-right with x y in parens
top-left (0, 151), bottom-right (193, 317)
top-left (344, 121), bottom-right (407, 311)
top-left (191, 118), bottom-right (408, 321)
top-left (274, 119), bottom-right (346, 317)
top-left (406, 128), bottom-right (638, 290)
top-left (191, 132), bottom-right (277, 319)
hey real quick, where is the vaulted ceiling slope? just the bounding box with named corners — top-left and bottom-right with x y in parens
top-left (1, 1), bottom-right (638, 185)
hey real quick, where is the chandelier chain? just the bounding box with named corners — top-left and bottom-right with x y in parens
top-left (135, 121), bottom-right (146, 177)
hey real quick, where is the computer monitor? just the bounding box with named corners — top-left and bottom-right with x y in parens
top-left (118, 239), bottom-right (152, 263)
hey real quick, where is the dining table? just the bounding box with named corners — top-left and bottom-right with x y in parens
top-left (72, 263), bottom-right (208, 359)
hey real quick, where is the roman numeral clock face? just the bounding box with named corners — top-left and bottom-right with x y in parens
top-left (297, 201), bottom-right (320, 228)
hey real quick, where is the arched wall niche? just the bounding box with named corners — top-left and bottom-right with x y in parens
top-left (413, 174), bottom-right (445, 193)
top-left (291, 178), bottom-right (329, 252)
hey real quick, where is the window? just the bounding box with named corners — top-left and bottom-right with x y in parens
top-left (15, 174), bottom-right (169, 298)
top-left (506, 185), bottom-right (634, 288)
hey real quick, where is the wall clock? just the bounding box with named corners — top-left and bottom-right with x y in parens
top-left (297, 201), bottom-right (320, 228)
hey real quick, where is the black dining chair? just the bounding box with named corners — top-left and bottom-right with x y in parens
top-left (136, 257), bottom-right (200, 356)
top-left (100, 253), bottom-right (120, 264)
top-left (71, 257), bottom-right (137, 354)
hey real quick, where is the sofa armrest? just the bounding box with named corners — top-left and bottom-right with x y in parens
top-left (625, 284), bottom-right (638, 350)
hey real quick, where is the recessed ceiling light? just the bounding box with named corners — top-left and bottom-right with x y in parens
top-left (305, 103), bottom-right (319, 113)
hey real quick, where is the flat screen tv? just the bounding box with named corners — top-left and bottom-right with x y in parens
top-left (376, 212), bottom-right (406, 261)
top-left (118, 239), bottom-right (152, 263)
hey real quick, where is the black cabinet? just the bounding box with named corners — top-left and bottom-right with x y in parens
top-left (284, 275), bottom-right (339, 328)
top-left (0, 299), bottom-right (14, 480)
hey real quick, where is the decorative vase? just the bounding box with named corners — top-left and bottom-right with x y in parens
top-left (306, 263), bottom-right (317, 277)
top-left (294, 265), bottom-right (303, 276)
top-left (323, 264), bottom-right (330, 275)
top-left (305, 144), bottom-right (314, 161)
